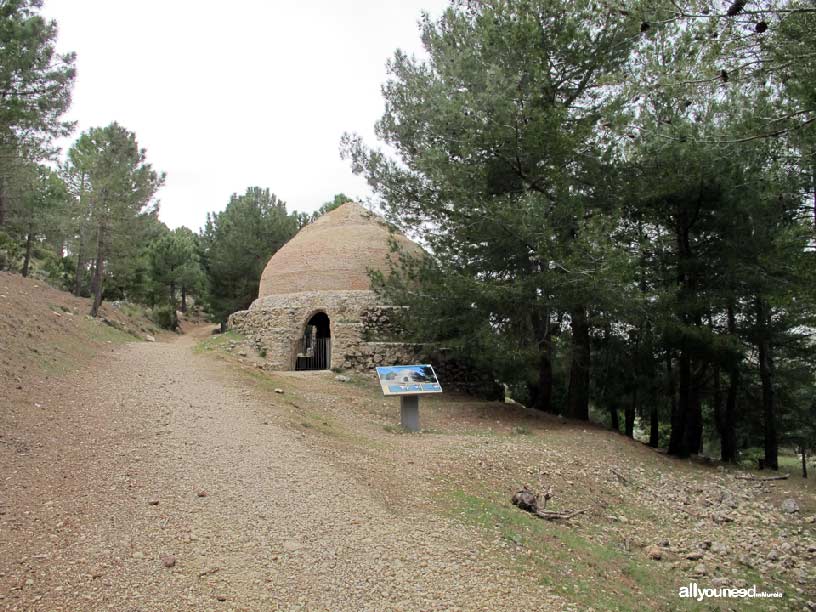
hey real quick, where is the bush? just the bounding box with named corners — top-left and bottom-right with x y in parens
top-left (657, 422), bottom-right (672, 449)
top-left (152, 305), bottom-right (178, 330)
top-left (0, 231), bottom-right (21, 271)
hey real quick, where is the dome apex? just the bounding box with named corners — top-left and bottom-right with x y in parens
top-left (257, 202), bottom-right (421, 297)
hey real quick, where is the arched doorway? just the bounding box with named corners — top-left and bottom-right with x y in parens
top-left (295, 312), bottom-right (331, 370)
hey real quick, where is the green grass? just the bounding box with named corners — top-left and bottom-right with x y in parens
top-left (736, 447), bottom-right (812, 482)
top-left (444, 488), bottom-right (786, 611)
top-left (116, 302), bottom-right (152, 321)
top-left (32, 317), bottom-right (138, 376)
top-left (444, 489), bottom-right (706, 611)
top-left (194, 330), bottom-right (245, 353)
top-left (49, 302), bottom-right (72, 313)
top-left (83, 317), bottom-right (140, 344)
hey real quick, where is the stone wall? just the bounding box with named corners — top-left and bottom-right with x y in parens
top-left (228, 289), bottom-right (502, 399)
top-left (339, 342), bottom-right (501, 398)
top-left (360, 305), bottom-right (408, 341)
top-left (339, 340), bottom-right (423, 371)
top-left (228, 289), bottom-right (378, 370)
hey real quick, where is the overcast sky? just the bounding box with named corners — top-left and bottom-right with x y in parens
top-left (41, 0), bottom-right (448, 231)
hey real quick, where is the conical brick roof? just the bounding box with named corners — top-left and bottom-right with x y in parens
top-left (257, 202), bottom-right (423, 297)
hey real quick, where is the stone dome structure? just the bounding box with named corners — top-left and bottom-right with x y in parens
top-left (258, 201), bottom-right (422, 296)
top-left (228, 202), bottom-right (425, 372)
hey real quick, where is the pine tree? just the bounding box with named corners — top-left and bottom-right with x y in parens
top-left (200, 187), bottom-right (298, 327)
top-left (0, 0), bottom-right (75, 227)
top-left (64, 123), bottom-right (164, 317)
top-left (343, 0), bottom-right (643, 414)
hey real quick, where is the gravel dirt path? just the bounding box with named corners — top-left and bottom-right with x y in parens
top-left (1, 332), bottom-right (565, 612)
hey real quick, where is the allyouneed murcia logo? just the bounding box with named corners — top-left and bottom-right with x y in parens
top-left (679, 582), bottom-right (783, 602)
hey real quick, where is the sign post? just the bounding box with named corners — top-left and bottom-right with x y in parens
top-left (400, 395), bottom-right (420, 432)
top-left (375, 364), bottom-right (443, 433)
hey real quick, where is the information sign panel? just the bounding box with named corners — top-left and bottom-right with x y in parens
top-left (375, 364), bottom-right (443, 396)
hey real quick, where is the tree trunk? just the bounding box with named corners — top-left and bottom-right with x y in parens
top-left (89, 223), bottom-right (105, 318)
top-left (74, 174), bottom-right (89, 296)
top-left (649, 402), bottom-right (659, 448)
top-left (610, 404), bottom-right (619, 433)
top-left (89, 256), bottom-right (98, 299)
top-left (625, 387), bottom-right (637, 438)
top-left (802, 447), bottom-right (808, 479)
top-left (169, 280), bottom-right (178, 330)
top-left (811, 144), bottom-right (815, 232)
top-left (669, 349), bottom-right (689, 456)
top-left (683, 371), bottom-right (703, 456)
top-left (721, 303), bottom-right (739, 463)
top-left (181, 285), bottom-right (187, 313)
top-left (723, 370), bottom-right (739, 462)
top-left (756, 299), bottom-right (778, 470)
top-left (21, 225), bottom-right (33, 278)
top-left (712, 362), bottom-right (722, 436)
top-left (530, 310), bottom-right (555, 413)
top-left (73, 228), bottom-right (85, 296)
top-left (566, 306), bottom-right (590, 420)
top-left (671, 208), bottom-right (704, 458)
top-left (533, 339), bottom-right (554, 413)
top-left (0, 176), bottom-right (6, 227)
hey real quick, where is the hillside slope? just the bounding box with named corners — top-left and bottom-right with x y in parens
top-left (0, 272), bottom-right (160, 445)
top-left (199, 333), bottom-right (816, 610)
top-left (0, 274), bottom-right (814, 611)
top-left (0, 271), bottom-right (158, 384)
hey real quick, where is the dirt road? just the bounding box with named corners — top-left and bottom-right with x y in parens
top-left (1, 333), bottom-right (564, 612)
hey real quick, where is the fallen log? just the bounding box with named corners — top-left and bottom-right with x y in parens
top-left (735, 473), bottom-right (789, 481)
top-left (532, 507), bottom-right (590, 521)
top-left (610, 468), bottom-right (628, 484)
top-left (511, 487), bottom-right (588, 521)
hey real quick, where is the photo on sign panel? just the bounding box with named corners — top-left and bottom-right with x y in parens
top-left (375, 364), bottom-right (443, 396)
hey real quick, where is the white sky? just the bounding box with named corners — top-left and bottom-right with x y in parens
top-left (41, 0), bottom-right (448, 231)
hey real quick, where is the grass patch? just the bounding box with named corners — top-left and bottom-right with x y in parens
top-left (83, 317), bottom-right (139, 344)
top-left (194, 330), bottom-right (245, 353)
top-left (116, 302), bottom-right (152, 321)
top-left (31, 317), bottom-right (138, 376)
top-left (444, 489), bottom-right (703, 611)
top-left (511, 425), bottom-right (532, 436)
top-left (337, 371), bottom-right (382, 395)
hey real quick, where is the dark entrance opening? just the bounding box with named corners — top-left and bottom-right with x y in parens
top-left (295, 312), bottom-right (331, 371)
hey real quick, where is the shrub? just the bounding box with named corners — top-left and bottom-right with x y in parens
top-left (152, 305), bottom-right (178, 330)
top-left (0, 231), bottom-right (21, 271)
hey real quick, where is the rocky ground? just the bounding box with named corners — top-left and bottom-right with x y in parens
top-left (1, 273), bottom-right (815, 611)
top-left (1, 330), bottom-right (569, 611)
top-left (200, 332), bottom-right (816, 611)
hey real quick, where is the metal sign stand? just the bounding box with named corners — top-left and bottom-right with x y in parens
top-left (400, 395), bottom-right (420, 432)
top-left (376, 364), bottom-right (442, 434)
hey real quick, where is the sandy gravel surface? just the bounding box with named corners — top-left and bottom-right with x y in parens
top-left (1, 334), bottom-right (565, 611)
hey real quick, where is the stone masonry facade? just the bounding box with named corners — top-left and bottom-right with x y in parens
top-left (228, 203), bottom-right (501, 398)
top-left (228, 289), bottom-right (502, 398)
top-left (228, 290), bottom-right (416, 371)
